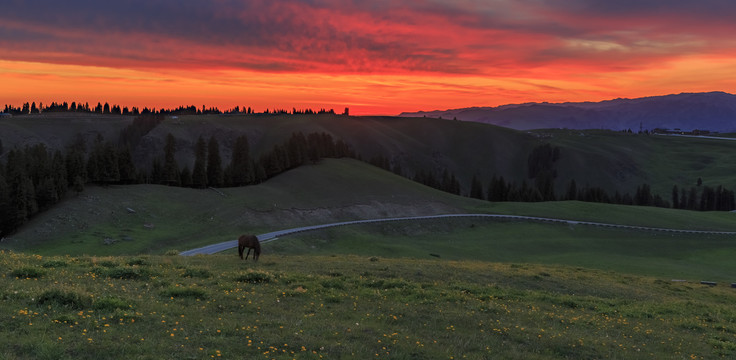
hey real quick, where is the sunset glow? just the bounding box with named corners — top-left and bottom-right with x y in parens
top-left (2, 1), bottom-right (736, 115)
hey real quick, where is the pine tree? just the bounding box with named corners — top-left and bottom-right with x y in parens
top-left (0, 174), bottom-right (11, 235)
top-left (565, 179), bottom-right (578, 201)
top-left (6, 150), bottom-right (37, 229)
top-left (192, 136), bottom-right (207, 188)
top-left (163, 133), bottom-right (179, 185)
top-left (687, 187), bottom-right (697, 210)
top-left (469, 175), bottom-right (484, 200)
top-left (679, 188), bottom-right (688, 210)
top-left (100, 142), bottom-right (120, 185)
top-left (207, 136), bottom-right (223, 187)
top-left (51, 150), bottom-right (68, 199)
top-left (230, 135), bottom-right (253, 186)
top-left (671, 185), bottom-right (679, 209)
top-left (180, 166), bottom-right (193, 187)
top-left (151, 158), bottom-right (163, 184)
top-left (117, 146), bottom-right (137, 184)
top-left (635, 184), bottom-right (653, 206)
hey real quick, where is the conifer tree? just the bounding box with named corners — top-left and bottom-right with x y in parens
top-left (163, 133), bottom-right (179, 185)
top-left (117, 146), bottom-right (137, 184)
top-left (207, 136), bottom-right (223, 187)
top-left (192, 136), bottom-right (207, 188)
top-left (230, 135), bottom-right (253, 186)
top-left (51, 150), bottom-right (68, 199)
top-left (0, 173), bottom-right (10, 235)
top-left (469, 175), bottom-right (484, 200)
top-left (671, 185), bottom-right (679, 209)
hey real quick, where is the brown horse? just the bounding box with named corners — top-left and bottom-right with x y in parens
top-left (238, 234), bottom-right (261, 261)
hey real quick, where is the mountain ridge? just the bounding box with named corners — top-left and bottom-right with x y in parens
top-left (399, 91), bottom-right (736, 132)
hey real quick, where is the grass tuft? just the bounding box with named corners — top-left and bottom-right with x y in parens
top-left (94, 296), bottom-right (132, 311)
top-left (234, 270), bottom-right (273, 284)
top-left (161, 286), bottom-right (207, 299)
top-left (36, 289), bottom-right (88, 310)
top-left (11, 266), bottom-right (44, 279)
top-left (41, 259), bottom-right (68, 268)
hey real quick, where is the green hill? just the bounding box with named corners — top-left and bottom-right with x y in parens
top-left (5, 158), bottom-right (736, 284)
top-left (2, 159), bottom-right (483, 255)
top-left (4, 112), bottom-right (736, 200)
top-left (543, 129), bottom-right (736, 196)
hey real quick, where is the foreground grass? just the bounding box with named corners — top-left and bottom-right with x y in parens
top-left (3, 251), bottom-right (736, 359)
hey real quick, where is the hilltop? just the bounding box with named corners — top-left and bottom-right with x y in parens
top-left (400, 92), bottom-right (736, 132)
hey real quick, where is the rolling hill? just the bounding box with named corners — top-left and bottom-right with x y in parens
top-left (5, 158), bottom-right (736, 271)
top-left (400, 91), bottom-right (736, 132)
top-left (4, 111), bottom-right (736, 201)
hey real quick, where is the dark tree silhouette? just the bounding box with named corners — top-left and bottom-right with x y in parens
top-left (671, 185), bottom-right (679, 209)
top-left (207, 136), bottom-right (223, 187)
top-left (163, 133), bottom-right (179, 185)
top-left (192, 136), bottom-right (208, 188)
top-left (230, 135), bottom-right (253, 186)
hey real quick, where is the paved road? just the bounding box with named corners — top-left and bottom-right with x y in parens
top-left (179, 213), bottom-right (736, 256)
top-left (655, 133), bottom-right (736, 141)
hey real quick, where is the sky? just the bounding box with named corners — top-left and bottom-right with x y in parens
top-left (2, 0), bottom-right (736, 115)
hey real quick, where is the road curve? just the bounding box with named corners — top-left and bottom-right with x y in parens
top-left (179, 213), bottom-right (736, 256)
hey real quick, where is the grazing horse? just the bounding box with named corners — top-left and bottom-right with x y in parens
top-left (238, 234), bottom-right (261, 261)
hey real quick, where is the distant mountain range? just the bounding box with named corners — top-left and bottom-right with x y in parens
top-left (399, 92), bottom-right (736, 132)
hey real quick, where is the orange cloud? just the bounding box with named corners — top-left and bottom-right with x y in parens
top-left (1, 1), bottom-right (736, 114)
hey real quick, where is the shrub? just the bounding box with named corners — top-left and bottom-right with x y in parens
top-left (98, 260), bottom-right (119, 268)
top-left (11, 267), bottom-right (44, 279)
top-left (363, 278), bottom-right (411, 290)
top-left (94, 296), bottom-right (131, 311)
top-left (41, 259), bottom-right (68, 268)
top-left (321, 278), bottom-right (346, 290)
top-left (181, 267), bottom-right (211, 278)
top-left (234, 270), bottom-right (272, 284)
top-left (102, 267), bottom-right (143, 280)
top-left (126, 258), bottom-right (147, 266)
top-left (37, 289), bottom-right (88, 310)
top-left (161, 286), bottom-right (207, 299)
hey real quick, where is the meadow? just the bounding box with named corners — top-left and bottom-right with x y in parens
top-left (3, 251), bottom-right (736, 359)
top-left (7, 159), bottom-right (736, 257)
top-left (4, 156), bottom-right (736, 359)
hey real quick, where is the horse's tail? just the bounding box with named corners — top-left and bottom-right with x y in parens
top-left (254, 239), bottom-right (261, 260)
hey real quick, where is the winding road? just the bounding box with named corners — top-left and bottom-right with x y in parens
top-left (179, 213), bottom-right (736, 256)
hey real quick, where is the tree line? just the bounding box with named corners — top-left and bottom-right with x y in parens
top-left (3, 102), bottom-right (347, 117)
top-left (367, 143), bottom-right (736, 212)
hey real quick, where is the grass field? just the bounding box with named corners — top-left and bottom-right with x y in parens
top-left (266, 217), bottom-right (736, 283)
top-left (3, 251), bottom-right (736, 359)
top-left (4, 158), bottom-right (736, 358)
top-left (544, 129), bottom-right (736, 196)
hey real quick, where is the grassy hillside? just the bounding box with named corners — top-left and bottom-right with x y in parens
top-left (5, 113), bottom-right (736, 199)
top-left (3, 252), bottom-right (736, 359)
top-left (542, 129), bottom-right (736, 197)
top-left (0, 113), bottom-right (132, 155)
top-left (2, 159), bottom-right (482, 256)
top-left (5, 159), bottom-right (736, 286)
